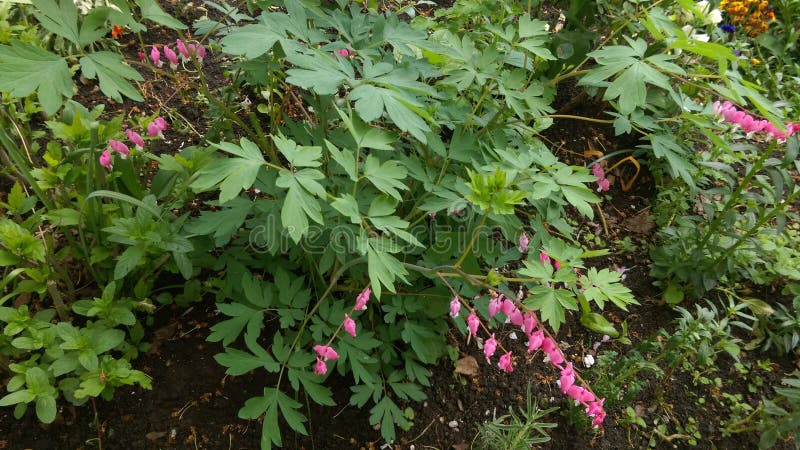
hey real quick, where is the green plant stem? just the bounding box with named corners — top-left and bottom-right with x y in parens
top-left (695, 143), bottom-right (774, 251)
top-left (709, 186), bottom-right (800, 269)
top-left (453, 211), bottom-right (489, 270)
top-left (541, 114), bottom-right (615, 124)
top-left (276, 256), bottom-right (367, 388)
top-left (723, 405), bottom-right (764, 434)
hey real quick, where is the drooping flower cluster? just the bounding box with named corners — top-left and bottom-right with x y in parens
top-left (98, 117), bottom-right (168, 172)
top-left (311, 286), bottom-right (370, 376)
top-left (712, 101), bottom-right (799, 141)
top-left (144, 39), bottom-right (207, 69)
top-left (472, 291), bottom-right (607, 427)
top-left (591, 164), bottom-right (610, 192)
top-left (719, 0), bottom-right (776, 36)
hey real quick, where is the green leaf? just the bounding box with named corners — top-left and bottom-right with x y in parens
top-left (526, 287), bottom-right (565, 332)
top-left (363, 156), bottom-right (407, 200)
top-left (113, 245), bottom-right (145, 280)
top-left (369, 396), bottom-right (408, 443)
top-left (645, 134), bottom-right (695, 184)
top-left (208, 302), bottom-right (263, 346)
top-left (25, 367), bottom-right (52, 394)
top-left (273, 135), bottom-right (322, 168)
top-left (44, 208), bottom-right (81, 226)
top-left (90, 328), bottom-right (125, 354)
top-left (137, 0), bottom-right (187, 29)
top-left (285, 50), bottom-right (354, 95)
top-left (337, 109), bottom-right (396, 151)
top-left (325, 140), bottom-right (357, 181)
top-left (0, 390), bottom-right (35, 406)
top-left (214, 347), bottom-right (280, 375)
top-left (561, 185), bottom-right (598, 218)
top-left (275, 169), bottom-right (325, 243)
top-left (78, 7), bottom-right (113, 47)
top-left (580, 312), bottom-right (619, 337)
top-left (80, 52), bottom-right (144, 103)
top-left (32, 0), bottom-right (79, 45)
top-left (7, 182), bottom-right (25, 211)
top-left (290, 369), bottom-right (335, 406)
top-left (0, 41), bottom-right (72, 115)
top-left (367, 241), bottom-right (408, 299)
top-left (331, 195), bottom-right (361, 224)
top-left (191, 138), bottom-right (266, 203)
top-left (582, 268), bottom-right (638, 310)
top-left (184, 198), bottom-right (252, 245)
top-left (400, 320), bottom-right (442, 364)
top-left (220, 19), bottom-right (285, 58)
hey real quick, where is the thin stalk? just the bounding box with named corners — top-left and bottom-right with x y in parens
top-left (695, 144), bottom-right (774, 251)
top-left (453, 211), bottom-right (490, 270)
top-left (709, 187), bottom-right (800, 269)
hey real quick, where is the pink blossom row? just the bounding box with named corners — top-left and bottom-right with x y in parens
top-left (99, 117), bottom-right (167, 172)
top-left (312, 280), bottom-right (606, 428)
top-left (139, 39), bottom-right (207, 69)
top-left (712, 101), bottom-right (800, 141)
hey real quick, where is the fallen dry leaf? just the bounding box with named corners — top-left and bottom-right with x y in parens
top-left (145, 431), bottom-right (167, 441)
top-left (622, 212), bottom-right (655, 234)
top-left (453, 356), bottom-right (479, 377)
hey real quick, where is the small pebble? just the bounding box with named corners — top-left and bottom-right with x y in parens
top-left (448, 420), bottom-right (459, 428)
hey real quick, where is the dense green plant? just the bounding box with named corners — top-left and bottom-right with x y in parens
top-left (0, 282), bottom-right (151, 423)
top-left (753, 282), bottom-right (800, 354)
top-left (0, 0), bottom-right (186, 115)
top-left (170, 0), bottom-right (642, 446)
top-left (757, 375), bottom-right (800, 449)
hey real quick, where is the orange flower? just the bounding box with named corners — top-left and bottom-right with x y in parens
top-left (111, 25), bottom-right (125, 38)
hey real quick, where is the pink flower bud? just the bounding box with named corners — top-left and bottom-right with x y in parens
top-left (195, 44), bottom-right (207, 60)
top-left (313, 357), bottom-right (327, 375)
top-left (153, 116), bottom-right (168, 131)
top-left (333, 48), bottom-right (350, 58)
top-left (354, 287), bottom-right (371, 311)
top-left (508, 308), bottom-right (524, 326)
top-left (150, 45), bottom-right (162, 67)
top-left (498, 351), bottom-right (513, 373)
top-left (467, 310), bottom-right (479, 336)
top-left (547, 349), bottom-right (564, 366)
top-left (522, 313), bottom-right (536, 334)
top-left (501, 299), bottom-right (516, 316)
top-left (108, 139), bottom-right (129, 158)
top-left (449, 296), bottom-right (461, 318)
top-left (539, 251), bottom-right (551, 265)
top-left (313, 345), bottom-right (339, 360)
top-left (591, 163), bottom-right (604, 178)
top-left (560, 363), bottom-right (575, 393)
top-left (484, 334), bottom-right (497, 360)
top-left (176, 38), bottom-right (189, 58)
top-left (566, 385), bottom-right (596, 403)
top-left (541, 337), bottom-right (556, 354)
top-left (163, 45), bottom-right (179, 68)
top-left (137, 51), bottom-right (146, 62)
top-left (343, 314), bottom-right (356, 338)
top-left (527, 329), bottom-right (544, 352)
top-left (518, 231), bottom-right (529, 252)
top-left (488, 296), bottom-right (502, 319)
top-left (99, 149), bottom-right (113, 171)
top-left (125, 129), bottom-right (145, 149)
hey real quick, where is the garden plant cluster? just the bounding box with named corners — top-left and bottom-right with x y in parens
top-left (0, 0), bottom-right (799, 448)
